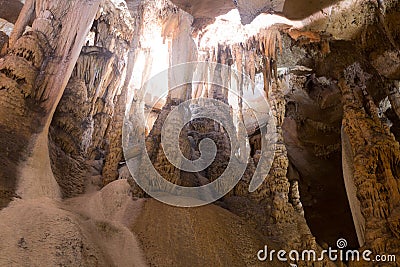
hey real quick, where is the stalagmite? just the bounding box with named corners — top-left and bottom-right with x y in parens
top-left (340, 63), bottom-right (400, 260)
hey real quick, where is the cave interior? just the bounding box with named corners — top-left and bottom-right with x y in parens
top-left (0, 0), bottom-right (399, 266)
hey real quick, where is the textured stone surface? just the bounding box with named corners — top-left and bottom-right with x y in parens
top-left (235, 0), bottom-right (284, 24)
top-left (340, 63), bottom-right (400, 265)
top-left (133, 199), bottom-right (287, 267)
top-left (0, 0), bottom-right (24, 24)
top-left (49, 0), bottom-right (135, 193)
top-left (1, 0), bottom-right (400, 266)
top-left (0, 0), bottom-right (101, 207)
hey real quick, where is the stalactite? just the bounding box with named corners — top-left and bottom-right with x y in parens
top-left (197, 51), bottom-right (210, 98)
top-left (208, 47), bottom-right (217, 97)
top-left (133, 6), bottom-right (199, 191)
top-left (49, 0), bottom-right (135, 192)
top-left (249, 50), bottom-right (256, 93)
top-left (197, 25), bottom-right (283, 99)
top-left (262, 56), bottom-right (270, 98)
top-left (259, 28), bottom-right (282, 98)
top-left (217, 44), bottom-right (232, 102)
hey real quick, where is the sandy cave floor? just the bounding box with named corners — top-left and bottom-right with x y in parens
top-left (0, 179), bottom-right (287, 266)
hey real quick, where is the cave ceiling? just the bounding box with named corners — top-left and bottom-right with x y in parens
top-left (0, 0), bottom-right (24, 24)
top-left (170, 0), bottom-right (344, 24)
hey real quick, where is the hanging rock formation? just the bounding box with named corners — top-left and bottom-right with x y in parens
top-left (49, 0), bottom-right (135, 195)
top-left (0, 0), bottom-right (400, 266)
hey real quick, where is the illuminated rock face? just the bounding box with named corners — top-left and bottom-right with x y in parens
top-left (0, 0), bottom-right (400, 266)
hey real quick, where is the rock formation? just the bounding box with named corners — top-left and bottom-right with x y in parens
top-left (0, 0), bottom-right (101, 207)
top-left (340, 62), bottom-right (400, 264)
top-left (49, 0), bottom-right (135, 195)
top-left (0, 0), bottom-right (400, 266)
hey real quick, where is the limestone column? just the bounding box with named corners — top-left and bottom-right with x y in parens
top-left (0, 0), bottom-right (101, 207)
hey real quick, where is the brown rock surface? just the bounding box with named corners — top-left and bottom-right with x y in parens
top-left (340, 63), bottom-right (400, 264)
top-left (132, 199), bottom-right (286, 267)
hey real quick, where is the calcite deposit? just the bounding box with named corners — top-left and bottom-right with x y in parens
top-left (0, 0), bottom-right (399, 266)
